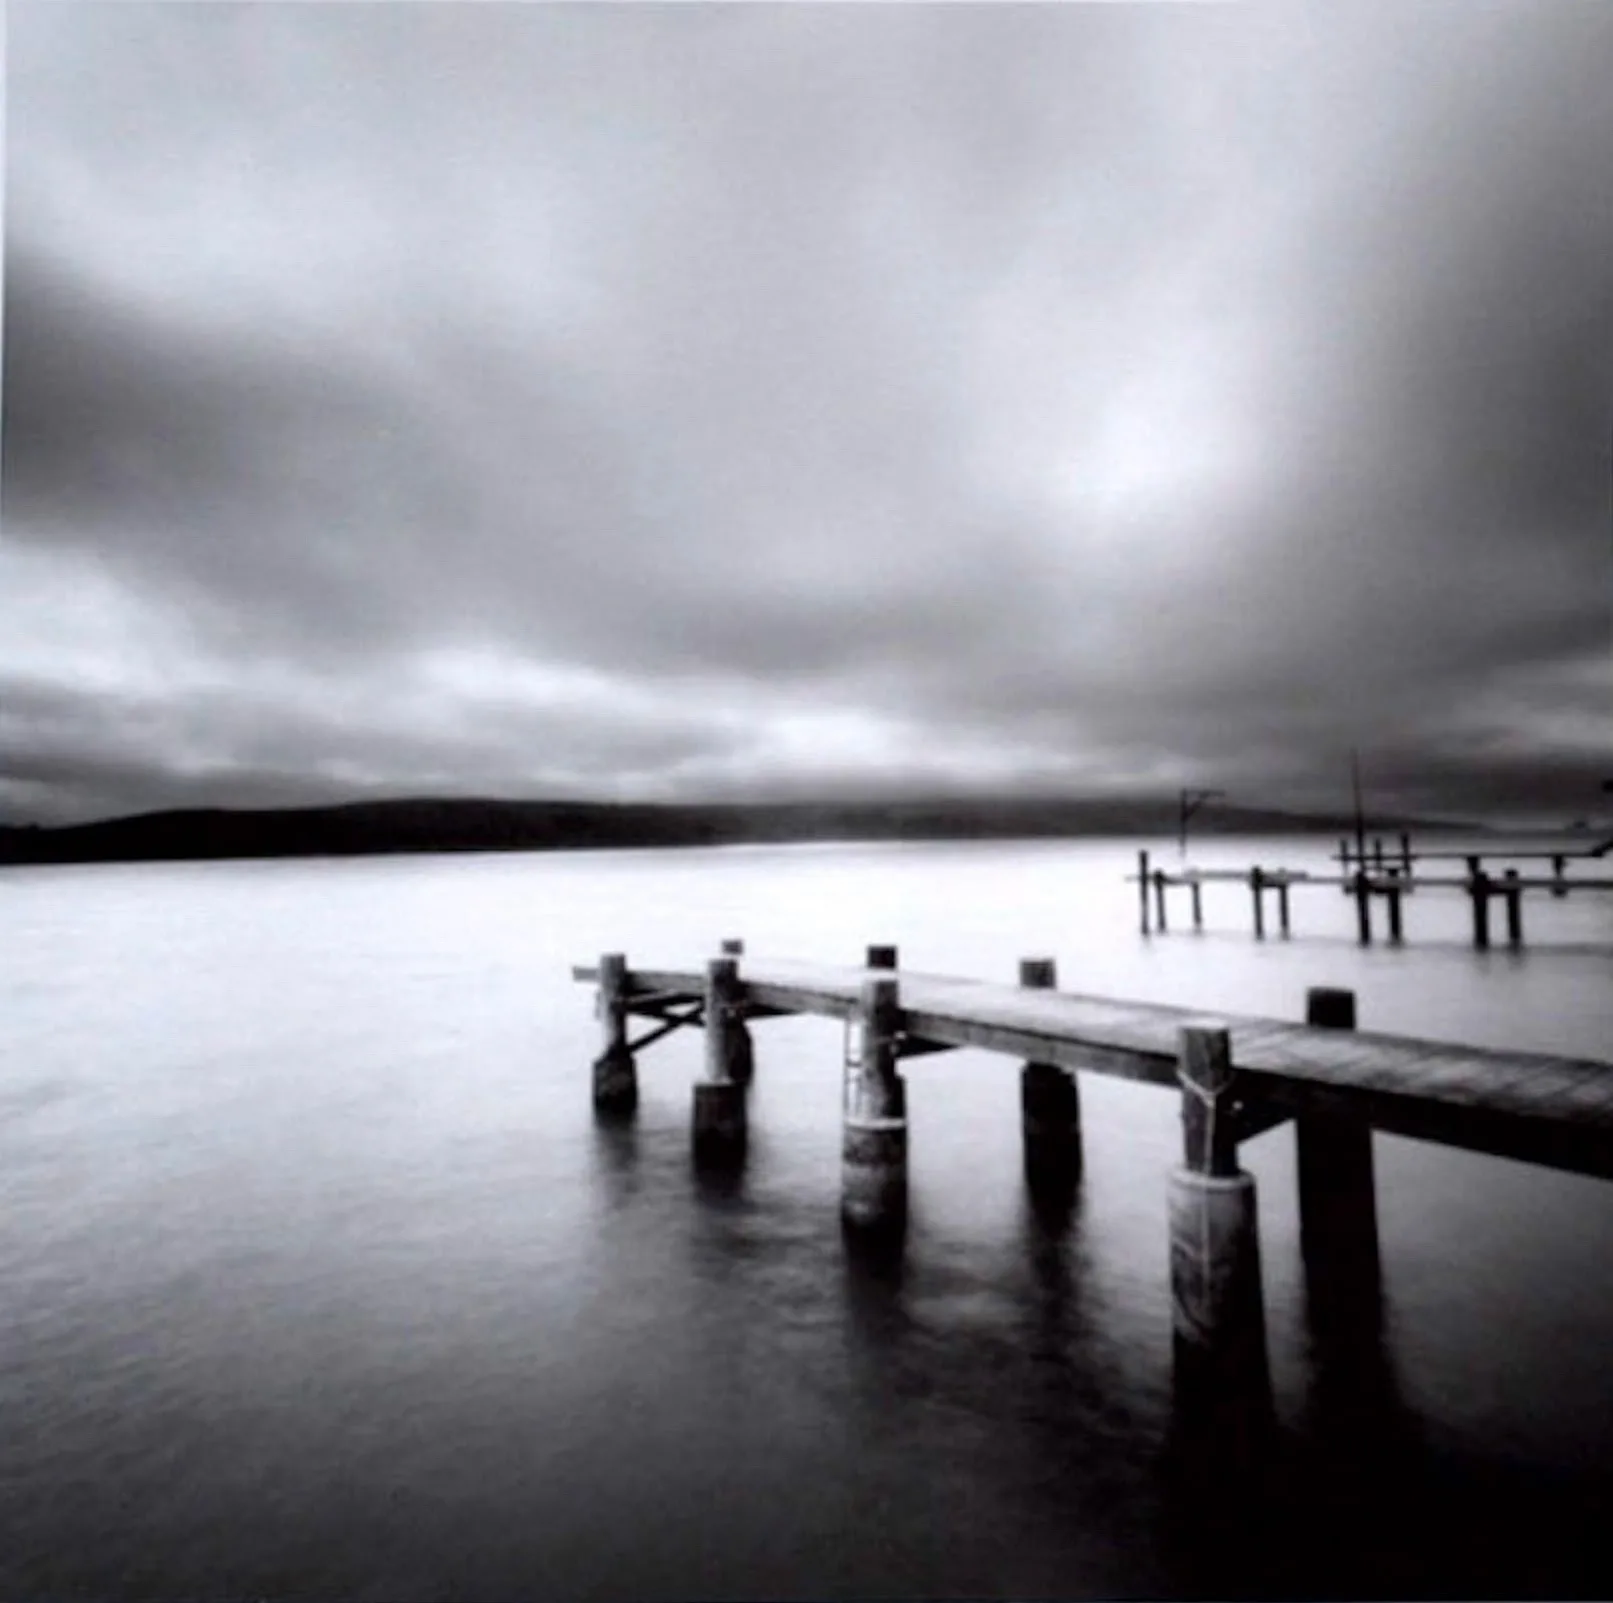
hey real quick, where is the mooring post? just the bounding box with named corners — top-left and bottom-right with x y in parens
top-left (1503, 870), bottom-right (1523, 948)
top-left (1190, 877), bottom-right (1204, 931)
top-left (1467, 856), bottom-right (1491, 950)
top-left (1169, 1026), bottom-right (1272, 1449)
top-left (1353, 869), bottom-right (1373, 945)
top-left (1018, 957), bottom-right (1080, 1195)
top-left (1277, 876), bottom-right (1291, 938)
top-left (842, 974), bottom-right (908, 1240)
top-left (592, 952), bottom-right (638, 1115)
top-left (1249, 867), bottom-right (1265, 940)
top-left (866, 944), bottom-right (898, 971)
top-left (1399, 831), bottom-right (1414, 893)
top-left (1139, 851), bottom-right (1152, 936)
top-left (1551, 855), bottom-right (1567, 899)
top-left (1385, 870), bottom-right (1404, 943)
top-left (692, 956), bottom-right (750, 1165)
top-left (1296, 988), bottom-right (1381, 1337)
top-left (1153, 869), bottom-right (1169, 934)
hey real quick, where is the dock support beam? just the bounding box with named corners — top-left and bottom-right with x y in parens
top-left (592, 952), bottom-right (638, 1115)
top-left (1277, 878), bottom-right (1291, 938)
top-left (1153, 870), bottom-right (1169, 934)
top-left (1296, 988), bottom-right (1381, 1336)
top-left (1139, 851), bottom-right (1152, 936)
top-left (1190, 879), bottom-right (1203, 931)
top-left (692, 956), bottom-right (749, 1167)
top-left (842, 974), bottom-right (908, 1241)
top-left (1250, 868), bottom-right (1265, 939)
top-left (1503, 871), bottom-right (1523, 948)
top-left (1353, 870), bottom-right (1373, 945)
top-left (1552, 855), bottom-right (1567, 898)
top-left (1169, 1026), bottom-right (1272, 1452)
top-left (1386, 872), bottom-right (1404, 943)
top-left (1018, 957), bottom-right (1081, 1198)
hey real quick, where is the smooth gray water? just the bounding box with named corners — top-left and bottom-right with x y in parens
top-left (2, 837), bottom-right (1611, 1599)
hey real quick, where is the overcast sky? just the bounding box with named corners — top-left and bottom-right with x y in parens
top-left (3, 2), bottom-right (1609, 825)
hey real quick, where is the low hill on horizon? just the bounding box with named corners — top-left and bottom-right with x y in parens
top-left (0, 793), bottom-right (1475, 867)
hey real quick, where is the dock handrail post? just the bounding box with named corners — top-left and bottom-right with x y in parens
top-left (1169, 1026), bottom-right (1272, 1454)
top-left (1297, 987), bottom-right (1381, 1338)
top-left (1018, 957), bottom-right (1081, 1204)
top-left (1249, 867), bottom-right (1265, 940)
top-left (1503, 870), bottom-right (1523, 948)
top-left (592, 952), bottom-right (638, 1115)
top-left (1153, 869), bottom-right (1169, 934)
top-left (1139, 851), bottom-right (1152, 936)
top-left (1386, 869), bottom-right (1404, 943)
top-left (1467, 856), bottom-right (1492, 950)
top-left (842, 972), bottom-right (908, 1241)
top-left (1551, 854), bottom-right (1567, 899)
top-left (1353, 869), bottom-right (1373, 945)
top-left (1190, 878), bottom-right (1204, 931)
top-left (692, 956), bottom-right (750, 1166)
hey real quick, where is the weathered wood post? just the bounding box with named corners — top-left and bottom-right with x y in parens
top-left (842, 973), bottom-right (907, 1240)
top-left (1019, 957), bottom-right (1080, 1196)
top-left (592, 952), bottom-right (638, 1115)
top-left (1467, 856), bottom-right (1492, 950)
top-left (692, 956), bottom-right (749, 1166)
top-left (1353, 869), bottom-right (1373, 945)
top-left (1399, 831), bottom-right (1415, 892)
top-left (1503, 870), bottom-right (1523, 948)
top-left (1153, 869), bottom-right (1169, 934)
top-left (1296, 988), bottom-right (1381, 1336)
top-left (1168, 1026), bottom-right (1273, 1450)
top-left (866, 944), bottom-right (898, 971)
top-left (1551, 854), bottom-right (1568, 898)
top-left (1189, 876), bottom-right (1204, 931)
top-left (1277, 876), bottom-right (1291, 938)
top-left (1385, 869), bottom-right (1404, 943)
top-left (1139, 851), bottom-right (1152, 935)
top-left (1338, 838), bottom-right (1353, 894)
top-left (1249, 867), bottom-right (1265, 940)
top-left (1372, 837), bottom-right (1385, 872)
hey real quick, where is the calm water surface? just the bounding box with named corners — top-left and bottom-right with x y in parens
top-left (2, 838), bottom-right (1611, 1599)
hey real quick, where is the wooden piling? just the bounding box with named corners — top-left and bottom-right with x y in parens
top-left (1552, 855), bottom-right (1567, 898)
top-left (1353, 870), bottom-right (1373, 945)
top-left (1372, 837), bottom-right (1385, 871)
top-left (1018, 957), bottom-right (1080, 1196)
top-left (1139, 850), bottom-right (1152, 935)
top-left (1169, 1026), bottom-right (1272, 1450)
top-left (1503, 870), bottom-right (1523, 948)
top-left (1190, 878), bottom-right (1204, 931)
top-left (591, 952), bottom-right (638, 1114)
top-left (1296, 988), bottom-right (1381, 1336)
top-left (1153, 870), bottom-right (1169, 934)
top-left (1250, 868), bottom-right (1265, 940)
top-left (1468, 856), bottom-right (1492, 950)
top-left (1400, 831), bottom-right (1414, 892)
top-left (1386, 870), bottom-right (1404, 943)
top-left (866, 944), bottom-right (898, 971)
top-left (692, 956), bottom-right (750, 1164)
top-left (1277, 878), bottom-right (1291, 938)
top-left (1338, 838), bottom-right (1353, 894)
top-left (842, 974), bottom-right (908, 1238)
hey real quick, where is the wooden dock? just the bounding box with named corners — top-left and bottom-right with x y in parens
top-left (1134, 846), bottom-right (1613, 947)
top-left (574, 943), bottom-right (1613, 1450)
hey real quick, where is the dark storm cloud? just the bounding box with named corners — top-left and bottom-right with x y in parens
top-left (3, 3), bottom-right (1609, 823)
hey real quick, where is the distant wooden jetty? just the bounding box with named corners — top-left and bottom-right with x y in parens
top-left (1135, 836), bottom-right (1613, 948)
top-left (575, 943), bottom-right (1613, 1445)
